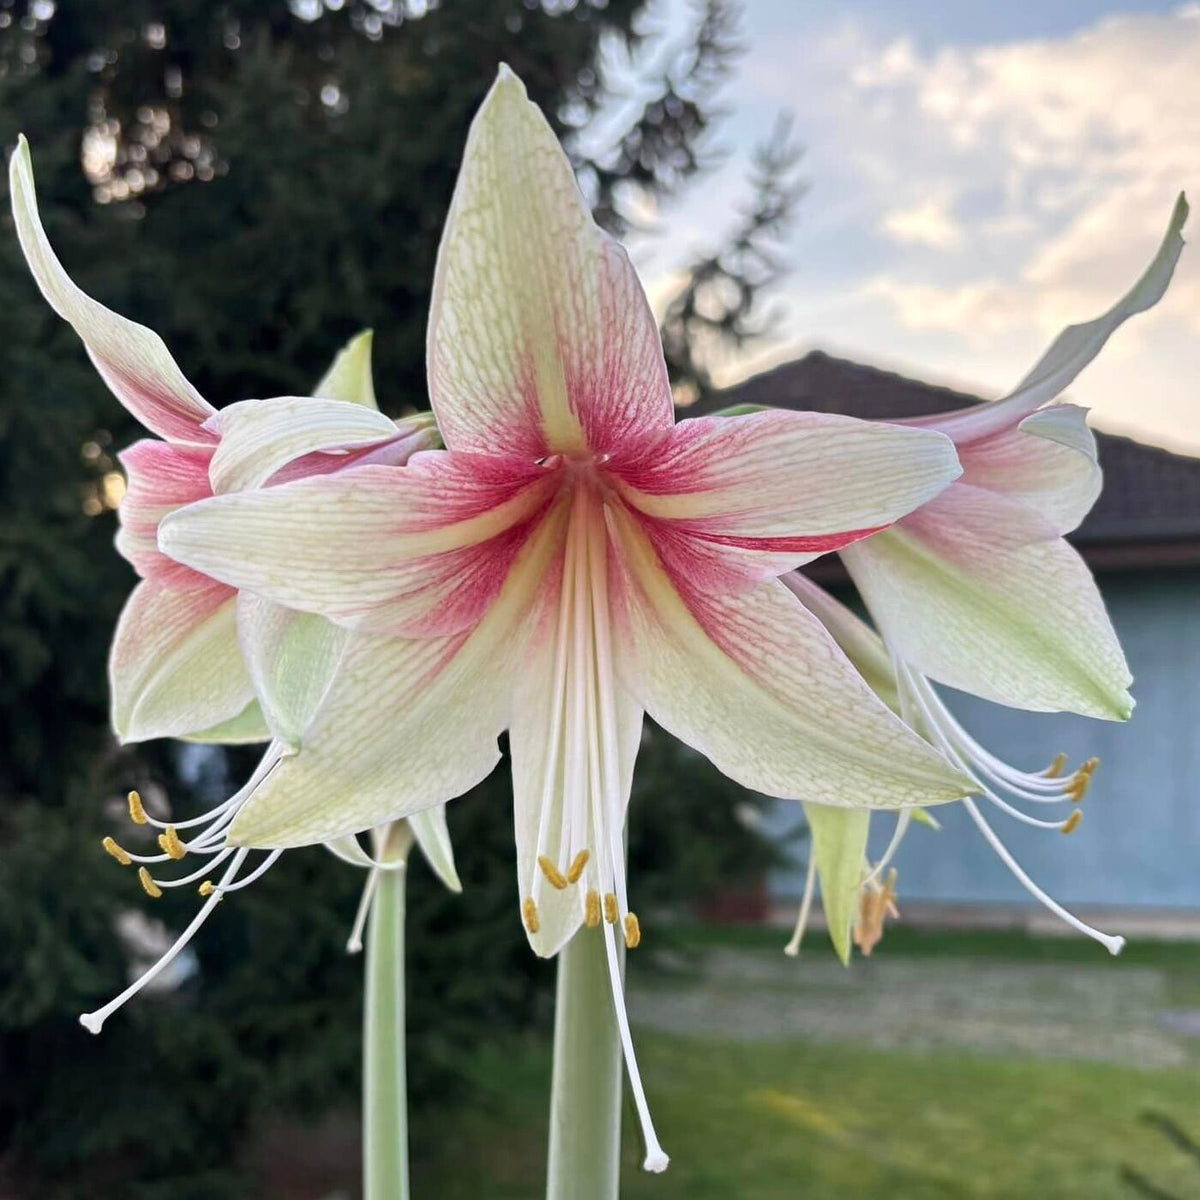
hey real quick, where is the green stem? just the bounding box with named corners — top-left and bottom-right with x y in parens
top-left (364, 866), bottom-right (409, 1200)
top-left (546, 927), bottom-right (623, 1200)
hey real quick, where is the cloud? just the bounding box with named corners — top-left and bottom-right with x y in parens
top-left (880, 198), bottom-right (964, 248)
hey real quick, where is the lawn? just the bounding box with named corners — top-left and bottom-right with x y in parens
top-left (412, 925), bottom-right (1200, 1199)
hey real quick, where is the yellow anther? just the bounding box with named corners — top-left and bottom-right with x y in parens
top-left (1068, 772), bottom-right (1091, 803)
top-left (137, 867), bottom-right (163, 899)
top-left (198, 880), bottom-right (215, 897)
top-left (1081, 757), bottom-right (1100, 776)
top-left (157, 826), bottom-right (187, 860)
top-left (566, 849), bottom-right (590, 885)
top-left (585, 889), bottom-right (602, 928)
top-left (624, 912), bottom-right (642, 949)
top-left (1061, 810), bottom-right (1083, 835)
top-left (1045, 753), bottom-right (1068, 779)
top-left (603, 893), bottom-right (619, 924)
top-left (537, 856), bottom-right (569, 890)
top-left (127, 790), bottom-right (148, 825)
top-left (101, 836), bottom-right (132, 867)
top-left (522, 897), bottom-right (540, 935)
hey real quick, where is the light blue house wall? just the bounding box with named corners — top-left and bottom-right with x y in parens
top-left (768, 569), bottom-right (1200, 910)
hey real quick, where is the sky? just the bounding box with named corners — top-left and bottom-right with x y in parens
top-left (628, 0), bottom-right (1199, 453)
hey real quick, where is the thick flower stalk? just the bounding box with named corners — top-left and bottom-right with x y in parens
top-left (777, 195), bottom-right (1188, 960)
top-left (159, 66), bottom-right (975, 1169)
top-left (10, 141), bottom-right (460, 1036)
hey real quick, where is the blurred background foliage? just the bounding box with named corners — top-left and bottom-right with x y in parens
top-left (0, 0), bottom-right (803, 1194)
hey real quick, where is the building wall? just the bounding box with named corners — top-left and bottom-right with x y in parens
top-left (767, 569), bottom-right (1200, 910)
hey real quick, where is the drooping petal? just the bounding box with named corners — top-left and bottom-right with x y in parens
top-left (910, 194), bottom-right (1188, 443)
top-left (204, 396), bottom-right (410, 493)
top-left (115, 439), bottom-right (215, 586)
top-left (802, 802), bottom-right (870, 966)
top-left (313, 329), bottom-right (379, 408)
top-left (842, 484), bottom-right (1132, 718)
top-left (408, 806), bottom-right (463, 894)
top-left (428, 66), bottom-right (673, 458)
top-left (235, 593), bottom-right (348, 747)
top-left (109, 579), bottom-right (254, 743)
top-left (617, 410), bottom-right (961, 582)
top-left (609, 508), bottom-right (973, 809)
top-left (224, 503), bottom-right (565, 848)
top-left (159, 454), bottom-right (557, 635)
top-left (956, 403), bottom-right (1100, 535)
top-left (9, 137), bottom-right (216, 445)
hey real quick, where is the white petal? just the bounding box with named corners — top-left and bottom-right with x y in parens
top-left (205, 396), bottom-right (406, 493)
top-left (802, 802), bottom-right (870, 966)
top-left (9, 137), bottom-right (215, 444)
top-left (428, 67), bottom-right (673, 457)
top-left (313, 330), bottom-right (378, 408)
top-left (109, 579), bottom-right (254, 743)
top-left (408, 807), bottom-right (462, 894)
top-left (611, 510), bottom-right (972, 809)
top-left (842, 485), bottom-right (1132, 718)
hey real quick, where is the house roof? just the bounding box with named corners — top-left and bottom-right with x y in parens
top-left (692, 351), bottom-right (1200, 572)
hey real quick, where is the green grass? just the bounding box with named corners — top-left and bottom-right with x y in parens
top-left (413, 1032), bottom-right (1200, 1199)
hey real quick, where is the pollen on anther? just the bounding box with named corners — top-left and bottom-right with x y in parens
top-left (198, 880), bottom-right (215, 897)
top-left (523, 897), bottom-right (541, 935)
top-left (102, 836), bottom-right (131, 866)
top-left (585, 889), bottom-right (602, 928)
top-left (127, 790), bottom-right (149, 825)
top-left (158, 826), bottom-right (187, 860)
top-left (624, 912), bottom-right (642, 949)
top-left (1068, 773), bottom-right (1092, 803)
top-left (603, 893), bottom-right (619, 924)
top-left (137, 867), bottom-right (163, 899)
top-left (537, 856), bottom-right (569, 890)
top-left (1061, 810), bottom-right (1083, 835)
top-left (1045, 753), bottom-right (1068, 779)
top-left (566, 849), bottom-right (590, 884)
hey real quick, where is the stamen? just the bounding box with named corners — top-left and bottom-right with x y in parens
top-left (566, 849), bottom-right (590, 884)
top-left (1061, 810), bottom-right (1083, 835)
top-left (603, 892), bottom-right (619, 924)
top-left (585, 889), bottom-right (602, 928)
top-left (537, 856), bottom-right (569, 890)
top-left (346, 867), bottom-right (380, 954)
top-left (198, 881), bottom-right (215, 897)
top-left (157, 826), bottom-right (187, 860)
top-left (624, 912), bottom-right (642, 949)
top-left (1045, 753), bottom-right (1067, 779)
top-left (102, 836), bottom-right (132, 866)
top-left (137, 867), bottom-right (163, 899)
top-left (127, 790), bottom-right (148, 825)
top-left (523, 897), bottom-right (540, 935)
top-left (1067, 773), bottom-right (1091, 803)
top-left (784, 855), bottom-right (818, 958)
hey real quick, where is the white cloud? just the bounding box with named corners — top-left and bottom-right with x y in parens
top-left (880, 198), bottom-right (964, 248)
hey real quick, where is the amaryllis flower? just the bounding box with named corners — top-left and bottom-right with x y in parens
top-left (823, 196), bottom-right (1189, 954)
top-left (10, 139), bottom-right (460, 1031)
top-left (159, 66), bottom-right (972, 1167)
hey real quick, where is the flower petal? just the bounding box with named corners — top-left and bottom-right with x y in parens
top-left (205, 396), bottom-right (410, 493)
top-left (802, 802), bottom-right (870, 966)
top-left (408, 806), bottom-right (463, 894)
top-left (428, 66), bottom-right (672, 458)
top-left (9, 137), bottom-right (216, 445)
top-left (610, 509), bottom-right (973, 809)
top-left (312, 330), bottom-right (378, 408)
top-left (116, 439), bottom-right (215, 586)
top-left (957, 403), bottom-right (1100, 535)
top-left (841, 484), bottom-right (1132, 718)
top-left (235, 593), bottom-right (348, 747)
top-left (912, 194), bottom-right (1188, 442)
top-left (109, 579), bottom-right (254, 743)
top-left (180, 701), bottom-right (271, 744)
top-left (224, 504), bottom-right (564, 847)
top-left (617, 410), bottom-right (961, 582)
top-left (159, 454), bottom-right (556, 635)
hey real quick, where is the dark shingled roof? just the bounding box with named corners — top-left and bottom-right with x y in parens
top-left (692, 351), bottom-right (1200, 571)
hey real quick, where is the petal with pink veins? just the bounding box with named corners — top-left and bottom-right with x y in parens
top-left (608, 508), bottom-right (973, 809)
top-left (9, 137), bottom-right (216, 445)
top-left (158, 455), bottom-right (557, 635)
top-left (842, 484), bottom-right (1132, 718)
top-left (615, 409), bottom-right (961, 582)
top-left (109, 579), bottom-right (255, 743)
top-left (428, 66), bottom-right (672, 458)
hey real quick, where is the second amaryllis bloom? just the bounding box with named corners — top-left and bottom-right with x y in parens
top-left (160, 66), bottom-right (973, 1167)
